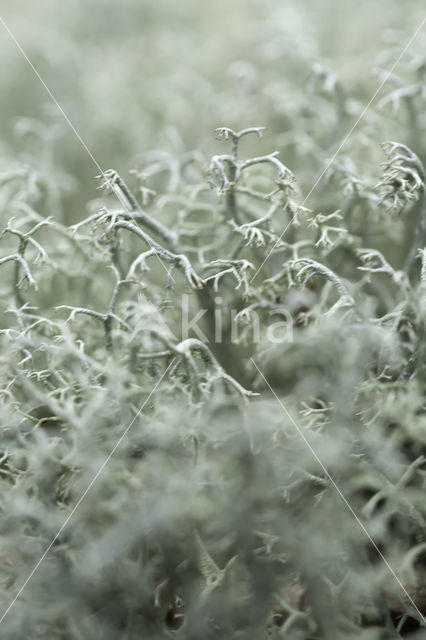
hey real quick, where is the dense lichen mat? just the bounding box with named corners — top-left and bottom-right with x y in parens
top-left (0, 1), bottom-right (425, 638)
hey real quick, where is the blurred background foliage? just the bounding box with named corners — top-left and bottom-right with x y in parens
top-left (0, 0), bottom-right (424, 220)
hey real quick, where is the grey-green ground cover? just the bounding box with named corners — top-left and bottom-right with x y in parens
top-left (0, 2), bottom-right (425, 638)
